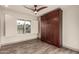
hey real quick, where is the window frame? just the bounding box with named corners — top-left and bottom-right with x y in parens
top-left (17, 19), bottom-right (31, 34)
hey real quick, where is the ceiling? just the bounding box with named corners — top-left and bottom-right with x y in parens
top-left (3, 5), bottom-right (68, 17)
top-left (24, 5), bottom-right (45, 9)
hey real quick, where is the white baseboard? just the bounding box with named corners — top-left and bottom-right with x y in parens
top-left (63, 45), bottom-right (79, 52)
top-left (1, 38), bottom-right (37, 47)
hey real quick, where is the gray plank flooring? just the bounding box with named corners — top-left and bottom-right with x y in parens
top-left (0, 39), bottom-right (78, 54)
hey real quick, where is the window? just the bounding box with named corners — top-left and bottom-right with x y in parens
top-left (24, 21), bottom-right (31, 33)
top-left (17, 19), bottom-right (31, 34)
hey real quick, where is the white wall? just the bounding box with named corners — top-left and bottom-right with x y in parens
top-left (0, 6), bottom-right (5, 46)
top-left (0, 6), bottom-right (38, 45)
top-left (61, 6), bottom-right (79, 51)
top-left (0, 7), bottom-right (1, 45)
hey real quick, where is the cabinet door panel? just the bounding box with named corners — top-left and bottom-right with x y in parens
top-left (41, 8), bottom-right (62, 47)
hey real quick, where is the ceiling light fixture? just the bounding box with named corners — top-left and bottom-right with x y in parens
top-left (24, 5), bottom-right (47, 15)
top-left (34, 10), bottom-right (38, 14)
top-left (34, 5), bottom-right (38, 15)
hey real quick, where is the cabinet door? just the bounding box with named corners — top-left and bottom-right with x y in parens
top-left (41, 8), bottom-right (62, 47)
top-left (41, 16), bottom-right (46, 41)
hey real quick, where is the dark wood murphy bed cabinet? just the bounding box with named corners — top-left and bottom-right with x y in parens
top-left (41, 8), bottom-right (62, 47)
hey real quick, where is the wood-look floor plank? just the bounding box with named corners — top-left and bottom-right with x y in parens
top-left (0, 39), bottom-right (78, 54)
